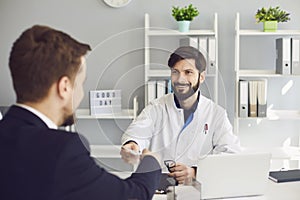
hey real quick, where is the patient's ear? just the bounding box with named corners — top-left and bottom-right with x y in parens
top-left (57, 76), bottom-right (72, 99)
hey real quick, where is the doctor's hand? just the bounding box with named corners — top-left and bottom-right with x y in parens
top-left (168, 163), bottom-right (196, 184)
top-left (120, 142), bottom-right (140, 165)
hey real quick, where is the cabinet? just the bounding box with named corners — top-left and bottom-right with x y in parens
top-left (144, 13), bottom-right (219, 105)
top-left (234, 13), bottom-right (300, 168)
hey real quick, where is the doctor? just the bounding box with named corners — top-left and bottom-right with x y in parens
top-left (120, 46), bottom-right (241, 184)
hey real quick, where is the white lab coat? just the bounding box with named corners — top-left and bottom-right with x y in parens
top-left (122, 93), bottom-right (241, 167)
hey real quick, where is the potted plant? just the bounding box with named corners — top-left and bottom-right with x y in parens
top-left (172, 4), bottom-right (199, 32)
top-left (255, 6), bottom-right (290, 32)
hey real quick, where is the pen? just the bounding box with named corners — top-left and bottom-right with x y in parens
top-left (203, 123), bottom-right (208, 134)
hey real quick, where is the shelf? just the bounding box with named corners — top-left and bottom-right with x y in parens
top-left (237, 70), bottom-right (300, 77)
top-left (148, 69), bottom-right (170, 77)
top-left (75, 109), bottom-right (135, 119)
top-left (148, 69), bottom-right (216, 78)
top-left (238, 30), bottom-right (300, 36)
top-left (90, 145), bottom-right (122, 158)
top-left (238, 110), bottom-right (300, 120)
top-left (147, 29), bottom-right (216, 36)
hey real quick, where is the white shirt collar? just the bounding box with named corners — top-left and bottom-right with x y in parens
top-left (15, 103), bottom-right (58, 129)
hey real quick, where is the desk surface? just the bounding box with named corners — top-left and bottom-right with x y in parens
top-left (112, 171), bottom-right (300, 200)
top-left (153, 180), bottom-right (300, 200)
top-left (111, 171), bottom-right (300, 200)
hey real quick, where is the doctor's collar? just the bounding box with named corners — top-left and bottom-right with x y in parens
top-left (174, 90), bottom-right (200, 110)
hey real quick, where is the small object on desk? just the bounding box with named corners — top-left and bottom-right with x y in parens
top-left (269, 169), bottom-right (300, 183)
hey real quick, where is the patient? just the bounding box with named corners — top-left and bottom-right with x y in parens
top-left (0, 25), bottom-right (161, 200)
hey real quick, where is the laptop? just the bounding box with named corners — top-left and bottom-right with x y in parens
top-left (196, 153), bottom-right (271, 199)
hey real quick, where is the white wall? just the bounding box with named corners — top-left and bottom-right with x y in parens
top-left (1, 0), bottom-right (300, 151)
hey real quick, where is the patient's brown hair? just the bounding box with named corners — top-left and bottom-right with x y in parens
top-left (9, 25), bottom-right (91, 103)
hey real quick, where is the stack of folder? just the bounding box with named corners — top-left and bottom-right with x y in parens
top-left (147, 79), bottom-right (172, 102)
top-left (239, 79), bottom-right (267, 118)
top-left (276, 37), bottom-right (300, 75)
top-left (180, 36), bottom-right (217, 74)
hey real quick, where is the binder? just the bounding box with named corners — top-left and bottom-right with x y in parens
top-left (276, 38), bottom-right (291, 75)
top-left (207, 37), bottom-right (216, 74)
top-left (291, 38), bottom-right (300, 75)
top-left (198, 37), bottom-right (208, 70)
top-left (156, 80), bottom-right (166, 99)
top-left (147, 80), bottom-right (156, 102)
top-left (179, 37), bottom-right (198, 49)
top-left (238, 80), bottom-right (248, 118)
top-left (257, 79), bottom-right (267, 117)
top-left (269, 169), bottom-right (300, 183)
top-left (167, 79), bottom-right (173, 94)
top-left (248, 80), bottom-right (258, 117)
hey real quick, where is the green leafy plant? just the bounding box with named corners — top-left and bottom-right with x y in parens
top-left (255, 6), bottom-right (290, 23)
top-left (172, 4), bottom-right (199, 21)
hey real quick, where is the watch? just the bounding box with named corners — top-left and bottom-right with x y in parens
top-left (103, 0), bottom-right (132, 8)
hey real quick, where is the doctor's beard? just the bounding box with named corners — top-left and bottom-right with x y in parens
top-left (173, 81), bottom-right (199, 101)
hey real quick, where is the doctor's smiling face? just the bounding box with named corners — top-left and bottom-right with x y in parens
top-left (168, 46), bottom-right (206, 101)
top-left (171, 59), bottom-right (204, 101)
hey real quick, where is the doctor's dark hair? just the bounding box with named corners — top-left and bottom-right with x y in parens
top-left (9, 25), bottom-right (91, 103)
top-left (168, 46), bottom-right (206, 72)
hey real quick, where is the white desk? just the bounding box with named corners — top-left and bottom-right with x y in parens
top-left (152, 180), bottom-right (300, 200)
top-left (263, 180), bottom-right (300, 200)
top-left (111, 172), bottom-right (300, 200)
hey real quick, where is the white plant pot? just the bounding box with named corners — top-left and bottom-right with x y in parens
top-left (177, 21), bottom-right (191, 32)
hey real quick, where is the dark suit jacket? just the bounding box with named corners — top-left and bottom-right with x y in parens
top-left (0, 106), bottom-right (161, 200)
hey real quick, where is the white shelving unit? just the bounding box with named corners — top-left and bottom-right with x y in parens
top-left (235, 13), bottom-right (300, 169)
top-left (144, 13), bottom-right (219, 105)
top-left (234, 13), bottom-right (300, 133)
top-left (234, 12), bottom-right (300, 133)
top-left (75, 109), bottom-right (135, 119)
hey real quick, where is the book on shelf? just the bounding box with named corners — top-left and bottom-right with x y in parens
top-left (291, 38), bottom-right (300, 75)
top-left (198, 36), bottom-right (208, 70)
top-left (248, 80), bottom-right (258, 117)
top-left (156, 80), bottom-right (167, 99)
top-left (147, 80), bottom-right (172, 103)
top-left (179, 36), bottom-right (216, 75)
top-left (238, 79), bottom-right (268, 118)
top-left (207, 37), bottom-right (216, 74)
top-left (147, 80), bottom-right (156, 102)
top-left (238, 80), bottom-right (248, 118)
top-left (180, 37), bottom-right (198, 49)
top-left (276, 38), bottom-right (291, 75)
top-left (167, 79), bottom-right (173, 94)
top-left (257, 79), bottom-right (267, 117)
